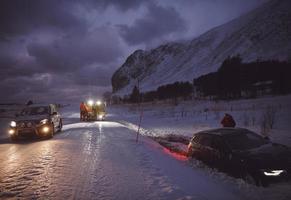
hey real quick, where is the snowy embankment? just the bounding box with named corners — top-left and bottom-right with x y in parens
top-left (109, 95), bottom-right (291, 147)
top-left (107, 95), bottom-right (291, 200)
top-left (0, 99), bottom-right (291, 199)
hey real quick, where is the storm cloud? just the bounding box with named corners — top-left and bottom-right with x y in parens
top-left (118, 3), bottom-right (187, 46)
top-left (0, 0), bottom-right (268, 103)
top-left (26, 27), bottom-right (122, 72)
top-left (0, 0), bottom-right (85, 38)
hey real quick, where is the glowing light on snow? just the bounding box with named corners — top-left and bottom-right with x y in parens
top-left (162, 147), bottom-right (188, 161)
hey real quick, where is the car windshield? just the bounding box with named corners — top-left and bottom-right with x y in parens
top-left (20, 106), bottom-right (49, 116)
top-left (221, 130), bottom-right (269, 150)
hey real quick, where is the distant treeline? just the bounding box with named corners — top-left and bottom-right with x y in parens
top-left (124, 81), bottom-right (193, 103)
top-left (194, 55), bottom-right (291, 99)
top-left (118, 55), bottom-right (291, 104)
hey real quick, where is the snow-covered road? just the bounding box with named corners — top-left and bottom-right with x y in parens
top-left (0, 116), bottom-right (290, 200)
top-left (0, 119), bottom-right (251, 200)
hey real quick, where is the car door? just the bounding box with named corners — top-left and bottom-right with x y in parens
top-left (209, 136), bottom-right (232, 170)
top-left (197, 134), bottom-right (217, 164)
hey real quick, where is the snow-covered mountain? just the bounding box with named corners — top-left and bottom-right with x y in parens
top-left (112, 0), bottom-right (291, 95)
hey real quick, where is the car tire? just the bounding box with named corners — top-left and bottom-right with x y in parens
top-left (58, 119), bottom-right (63, 132)
top-left (46, 124), bottom-right (54, 139)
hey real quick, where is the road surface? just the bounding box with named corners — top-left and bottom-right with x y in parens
top-left (0, 118), bottom-right (276, 200)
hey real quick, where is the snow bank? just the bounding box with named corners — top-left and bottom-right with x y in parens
top-left (107, 95), bottom-right (291, 199)
top-left (109, 95), bottom-right (291, 147)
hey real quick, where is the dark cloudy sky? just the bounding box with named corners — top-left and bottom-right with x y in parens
top-left (0, 0), bottom-right (268, 103)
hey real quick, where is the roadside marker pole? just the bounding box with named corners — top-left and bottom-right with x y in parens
top-left (136, 106), bottom-right (143, 143)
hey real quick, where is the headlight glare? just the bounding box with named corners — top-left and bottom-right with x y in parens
top-left (42, 126), bottom-right (50, 133)
top-left (8, 129), bottom-right (15, 135)
top-left (87, 100), bottom-right (94, 106)
top-left (98, 115), bottom-right (103, 119)
top-left (10, 121), bottom-right (17, 127)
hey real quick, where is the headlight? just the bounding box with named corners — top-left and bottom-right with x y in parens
top-left (10, 121), bottom-right (17, 127)
top-left (98, 115), bottom-right (103, 119)
top-left (40, 119), bottom-right (49, 125)
top-left (87, 100), bottom-right (94, 106)
top-left (263, 170), bottom-right (286, 176)
top-left (42, 126), bottom-right (50, 133)
top-left (96, 101), bottom-right (102, 106)
top-left (8, 129), bottom-right (15, 135)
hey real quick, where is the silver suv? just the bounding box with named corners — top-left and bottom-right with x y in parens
top-left (8, 104), bottom-right (62, 140)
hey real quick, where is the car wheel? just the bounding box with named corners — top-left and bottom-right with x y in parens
top-left (58, 119), bottom-right (63, 132)
top-left (46, 124), bottom-right (54, 139)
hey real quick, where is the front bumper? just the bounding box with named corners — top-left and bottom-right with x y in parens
top-left (9, 124), bottom-right (52, 139)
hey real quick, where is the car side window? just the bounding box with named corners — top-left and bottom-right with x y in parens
top-left (211, 136), bottom-right (229, 153)
top-left (199, 135), bottom-right (212, 147)
top-left (192, 134), bottom-right (201, 143)
top-left (210, 137), bottom-right (222, 149)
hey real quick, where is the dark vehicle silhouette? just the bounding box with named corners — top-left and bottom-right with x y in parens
top-left (8, 104), bottom-right (62, 140)
top-left (187, 128), bottom-right (291, 186)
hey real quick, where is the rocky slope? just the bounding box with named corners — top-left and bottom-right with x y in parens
top-left (112, 0), bottom-right (291, 95)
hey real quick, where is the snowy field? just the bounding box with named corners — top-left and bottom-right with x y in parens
top-left (109, 95), bottom-right (291, 147)
top-left (0, 96), bottom-right (291, 200)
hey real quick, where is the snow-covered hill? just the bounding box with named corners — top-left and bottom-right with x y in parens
top-left (112, 0), bottom-right (291, 95)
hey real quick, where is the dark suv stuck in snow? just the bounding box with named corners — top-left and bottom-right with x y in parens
top-left (188, 128), bottom-right (291, 186)
top-left (8, 104), bottom-right (62, 140)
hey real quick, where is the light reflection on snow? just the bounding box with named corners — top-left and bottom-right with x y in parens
top-left (98, 122), bottom-right (103, 133)
top-left (6, 145), bottom-right (19, 167)
top-left (162, 147), bottom-right (188, 161)
top-left (39, 141), bottom-right (53, 161)
top-left (95, 121), bottom-right (125, 128)
top-left (63, 121), bottom-right (124, 132)
top-left (83, 131), bottom-right (93, 155)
